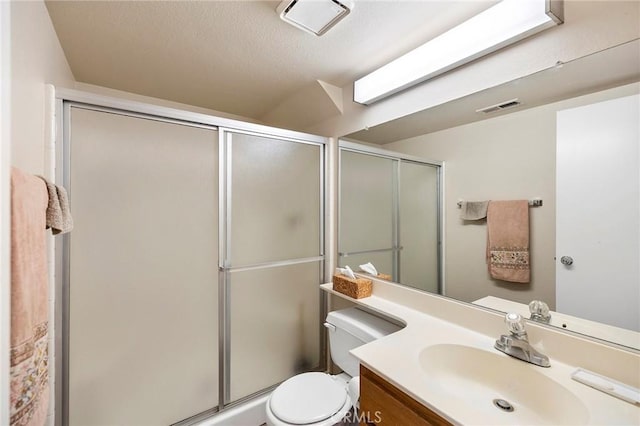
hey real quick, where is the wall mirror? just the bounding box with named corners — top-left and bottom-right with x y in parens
top-left (339, 39), bottom-right (640, 351)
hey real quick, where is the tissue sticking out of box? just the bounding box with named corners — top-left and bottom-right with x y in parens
top-left (335, 266), bottom-right (356, 280)
top-left (359, 262), bottom-right (378, 276)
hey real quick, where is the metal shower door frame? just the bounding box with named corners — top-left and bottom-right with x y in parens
top-left (216, 127), bottom-right (327, 408)
top-left (54, 89), bottom-right (328, 426)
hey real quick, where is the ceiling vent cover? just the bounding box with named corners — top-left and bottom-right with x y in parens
top-left (276, 0), bottom-right (354, 36)
top-left (476, 99), bottom-right (522, 114)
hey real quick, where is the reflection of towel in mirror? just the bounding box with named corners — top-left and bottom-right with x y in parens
top-left (487, 200), bottom-right (530, 283)
top-left (460, 201), bottom-right (489, 220)
top-left (38, 177), bottom-right (73, 235)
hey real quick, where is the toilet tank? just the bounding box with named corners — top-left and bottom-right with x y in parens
top-left (325, 307), bottom-right (401, 377)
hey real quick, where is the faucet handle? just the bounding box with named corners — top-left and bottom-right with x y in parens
top-left (529, 300), bottom-right (551, 323)
top-left (505, 312), bottom-right (527, 337)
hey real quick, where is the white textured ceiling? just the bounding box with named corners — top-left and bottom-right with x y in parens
top-left (45, 0), bottom-right (495, 120)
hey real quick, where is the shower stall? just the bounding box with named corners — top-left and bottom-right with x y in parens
top-left (55, 95), bottom-right (326, 425)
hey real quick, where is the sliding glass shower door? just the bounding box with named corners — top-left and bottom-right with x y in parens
top-left (221, 131), bottom-right (324, 403)
top-left (399, 161), bottom-right (440, 293)
top-left (62, 105), bottom-right (326, 425)
top-left (66, 107), bottom-right (219, 425)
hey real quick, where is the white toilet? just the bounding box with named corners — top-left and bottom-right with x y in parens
top-left (266, 307), bottom-right (401, 426)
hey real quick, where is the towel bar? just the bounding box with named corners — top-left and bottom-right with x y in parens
top-left (457, 199), bottom-right (543, 208)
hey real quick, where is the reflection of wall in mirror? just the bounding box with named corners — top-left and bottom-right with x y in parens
top-left (385, 82), bottom-right (640, 315)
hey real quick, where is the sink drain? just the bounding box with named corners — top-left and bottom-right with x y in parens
top-left (493, 398), bottom-right (514, 412)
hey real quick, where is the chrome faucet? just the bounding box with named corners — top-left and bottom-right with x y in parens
top-left (529, 300), bottom-right (551, 324)
top-left (494, 313), bottom-right (551, 367)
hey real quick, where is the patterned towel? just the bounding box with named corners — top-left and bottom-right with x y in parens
top-left (487, 200), bottom-right (530, 283)
top-left (10, 167), bottom-right (50, 426)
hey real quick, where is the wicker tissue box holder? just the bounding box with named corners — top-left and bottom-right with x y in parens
top-left (332, 274), bottom-right (372, 299)
top-left (376, 273), bottom-right (392, 281)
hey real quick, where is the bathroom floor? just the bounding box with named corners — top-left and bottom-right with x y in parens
top-left (258, 407), bottom-right (359, 426)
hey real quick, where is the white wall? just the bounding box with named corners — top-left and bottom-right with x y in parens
top-left (10, 2), bottom-right (76, 425)
top-left (11, 1), bottom-right (74, 175)
top-left (1, 3), bottom-right (11, 424)
top-left (305, 1), bottom-right (640, 137)
top-left (385, 83), bottom-right (640, 309)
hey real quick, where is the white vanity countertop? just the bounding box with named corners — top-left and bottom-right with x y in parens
top-left (321, 281), bottom-right (640, 425)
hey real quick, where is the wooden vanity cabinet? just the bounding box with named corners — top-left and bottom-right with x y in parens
top-left (359, 366), bottom-right (452, 426)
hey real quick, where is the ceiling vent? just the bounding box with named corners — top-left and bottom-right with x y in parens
top-left (476, 99), bottom-right (522, 114)
top-left (276, 0), bottom-right (354, 36)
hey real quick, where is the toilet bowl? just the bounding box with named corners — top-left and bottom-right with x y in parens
top-left (266, 373), bottom-right (352, 426)
top-left (265, 307), bottom-right (400, 426)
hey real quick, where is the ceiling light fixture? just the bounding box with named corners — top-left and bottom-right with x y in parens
top-left (276, 0), bottom-right (354, 36)
top-left (353, 0), bottom-right (563, 105)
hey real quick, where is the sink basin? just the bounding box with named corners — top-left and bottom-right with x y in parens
top-left (418, 344), bottom-right (589, 425)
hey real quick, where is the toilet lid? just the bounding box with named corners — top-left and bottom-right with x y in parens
top-left (270, 373), bottom-right (348, 424)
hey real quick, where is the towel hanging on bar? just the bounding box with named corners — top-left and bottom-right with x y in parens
top-left (38, 176), bottom-right (74, 235)
top-left (10, 167), bottom-right (51, 426)
top-left (459, 201), bottom-right (489, 220)
top-left (486, 200), bottom-right (531, 283)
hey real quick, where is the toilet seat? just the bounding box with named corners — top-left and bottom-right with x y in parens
top-left (269, 373), bottom-right (349, 425)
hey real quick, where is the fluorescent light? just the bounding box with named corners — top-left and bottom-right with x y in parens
top-left (354, 0), bottom-right (563, 105)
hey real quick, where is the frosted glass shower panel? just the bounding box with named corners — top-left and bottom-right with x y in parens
top-left (229, 133), bottom-right (321, 266)
top-left (68, 108), bottom-right (219, 425)
top-left (399, 161), bottom-right (439, 293)
top-left (340, 151), bottom-right (395, 253)
top-left (229, 262), bottom-right (321, 402)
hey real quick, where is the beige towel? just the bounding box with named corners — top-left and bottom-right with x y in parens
top-left (460, 201), bottom-right (489, 220)
top-left (10, 167), bottom-right (50, 426)
top-left (487, 200), bottom-right (530, 283)
top-left (38, 177), bottom-right (73, 235)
